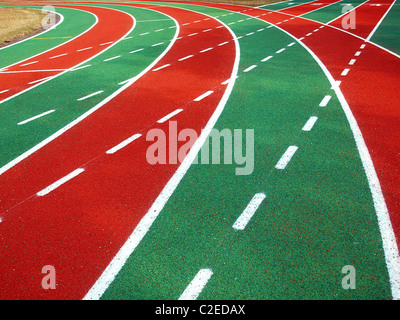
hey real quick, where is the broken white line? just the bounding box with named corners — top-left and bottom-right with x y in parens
top-left (106, 134), bottom-right (142, 154)
top-left (275, 146), bottom-right (298, 170)
top-left (37, 168), bottom-right (85, 197)
top-left (77, 90), bottom-right (103, 101)
top-left (194, 90), bottom-right (213, 101)
top-left (157, 109), bottom-right (183, 123)
top-left (232, 193), bottom-right (266, 230)
top-left (18, 109), bottom-right (55, 125)
top-left (319, 95), bottom-right (332, 107)
top-left (302, 116), bottom-right (318, 132)
top-left (179, 269), bottom-right (213, 300)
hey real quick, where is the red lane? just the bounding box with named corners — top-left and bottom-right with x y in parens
top-left (0, 3), bottom-right (236, 299)
top-left (0, 5), bottom-right (134, 102)
top-left (278, 0), bottom-right (342, 16)
top-left (328, 0), bottom-right (395, 39)
top-left (162, 1), bottom-right (400, 251)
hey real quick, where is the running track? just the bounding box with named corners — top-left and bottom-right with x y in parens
top-left (0, 0), bottom-right (399, 299)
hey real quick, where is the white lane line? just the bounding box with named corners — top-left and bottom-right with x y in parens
top-left (152, 42), bottom-right (164, 47)
top-left (188, 32), bottom-right (198, 37)
top-left (49, 53), bottom-right (68, 59)
top-left (77, 46), bottom-right (92, 52)
top-left (341, 68), bottom-right (350, 76)
top-left (152, 64), bottom-right (170, 71)
top-left (306, 32), bottom-right (313, 37)
top-left (354, 51), bottom-right (361, 56)
top-left (0, 89), bottom-right (9, 94)
top-left (28, 76), bottom-right (52, 85)
top-left (155, 29), bottom-right (164, 32)
top-left (243, 65), bottom-right (257, 73)
top-left (261, 56), bottom-right (273, 62)
top-left (37, 168), bottom-right (85, 197)
top-left (17, 109), bottom-right (55, 125)
top-left (275, 146), bottom-right (298, 170)
top-left (103, 55), bottom-right (121, 62)
top-left (276, 48), bottom-right (286, 53)
top-left (246, 32), bottom-right (255, 36)
top-left (319, 95), bottom-right (332, 107)
top-left (20, 61), bottom-right (38, 67)
top-left (194, 90), bottom-right (213, 101)
top-left (218, 41), bottom-right (229, 46)
top-left (179, 269), bottom-right (213, 300)
top-left (100, 41), bottom-right (113, 46)
top-left (287, 42), bottom-right (296, 47)
top-left (302, 116), bottom-right (318, 131)
top-left (106, 134), bottom-right (142, 154)
top-left (140, 32), bottom-right (150, 36)
top-left (360, 44), bottom-right (366, 49)
top-left (202, 28), bottom-right (212, 32)
top-left (77, 90), bottom-right (103, 101)
top-left (130, 48), bottom-right (144, 54)
top-left (70, 64), bottom-right (91, 72)
top-left (200, 47), bottom-right (213, 53)
top-left (122, 36), bottom-right (133, 40)
top-left (349, 59), bottom-right (356, 65)
top-left (157, 109), bottom-right (183, 123)
top-left (178, 55), bottom-right (194, 61)
top-left (232, 193), bottom-right (266, 230)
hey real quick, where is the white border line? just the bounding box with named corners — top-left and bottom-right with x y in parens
top-left (82, 8), bottom-right (240, 300)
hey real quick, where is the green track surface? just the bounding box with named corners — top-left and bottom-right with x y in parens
top-left (302, 0), bottom-right (365, 23)
top-left (100, 2), bottom-right (391, 300)
top-left (259, 0), bottom-right (313, 11)
top-left (369, 1), bottom-right (400, 55)
top-left (0, 6), bottom-right (96, 69)
top-left (0, 3), bottom-right (176, 168)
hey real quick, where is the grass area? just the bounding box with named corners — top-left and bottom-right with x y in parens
top-left (0, 7), bottom-right (47, 44)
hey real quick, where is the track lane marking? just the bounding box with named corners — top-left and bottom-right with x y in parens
top-left (178, 269), bottom-right (213, 300)
top-left (77, 90), bottom-right (103, 101)
top-left (37, 168), bottom-right (84, 197)
top-left (233, 193), bottom-right (266, 230)
top-left (106, 134), bottom-right (142, 154)
top-left (194, 90), bottom-right (214, 101)
top-left (302, 116), bottom-right (318, 131)
top-left (157, 109), bottom-right (184, 123)
top-left (275, 146), bottom-right (298, 170)
top-left (17, 109), bottom-right (56, 125)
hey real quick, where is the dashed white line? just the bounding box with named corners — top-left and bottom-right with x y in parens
top-left (77, 90), bottom-right (104, 101)
top-left (130, 48), bottom-right (144, 54)
top-left (152, 42), bottom-right (164, 47)
top-left (276, 48), bottom-right (286, 54)
top-left (100, 41), bottom-right (113, 46)
top-left (348, 59), bottom-right (356, 65)
top-left (306, 32), bottom-right (313, 37)
top-left (354, 51), bottom-right (361, 56)
top-left (302, 116), bottom-right (318, 132)
top-left (20, 61), bottom-right (38, 67)
top-left (49, 53), bottom-right (68, 59)
top-left (0, 89), bottom-right (9, 94)
top-left (140, 32), bottom-right (150, 36)
top-left (152, 64), bottom-right (170, 71)
top-left (103, 55), bottom-right (121, 62)
top-left (106, 134), bottom-right (142, 154)
top-left (261, 56), bottom-right (273, 62)
top-left (37, 168), bottom-right (85, 197)
top-left (18, 109), bottom-right (55, 125)
top-left (275, 146), bottom-right (298, 170)
top-left (246, 32), bottom-right (255, 36)
top-left (243, 65), bottom-right (257, 73)
top-left (157, 109), bottom-right (183, 123)
top-left (202, 28), bottom-right (212, 32)
top-left (28, 76), bottom-right (52, 85)
top-left (200, 47), bottom-right (213, 53)
top-left (179, 269), bottom-right (213, 300)
top-left (218, 41), bottom-right (229, 46)
top-left (178, 55), bottom-right (194, 61)
top-left (341, 68), bottom-right (350, 76)
top-left (319, 95), bottom-right (332, 107)
top-left (194, 90), bottom-right (213, 101)
top-left (188, 33), bottom-right (198, 37)
top-left (360, 44), bottom-right (366, 49)
top-left (77, 47), bottom-right (92, 52)
top-left (287, 42), bottom-right (296, 47)
top-left (70, 64), bottom-right (91, 72)
top-left (232, 193), bottom-right (266, 230)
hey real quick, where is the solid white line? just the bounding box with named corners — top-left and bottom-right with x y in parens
top-left (319, 95), bottom-right (332, 107)
top-left (152, 64), bottom-right (170, 71)
top-left (82, 12), bottom-right (240, 301)
top-left (103, 55), bottom-right (121, 62)
top-left (17, 109), bottom-right (55, 125)
top-left (302, 116), bottom-right (318, 131)
top-left (341, 68), bottom-right (350, 76)
top-left (28, 76), bottom-right (52, 85)
top-left (37, 168), bottom-right (84, 197)
top-left (106, 134), bottom-right (142, 154)
top-left (157, 109), bottom-right (183, 123)
top-left (232, 193), bottom-right (266, 230)
top-left (20, 61), bottom-right (38, 67)
top-left (130, 48), bottom-right (144, 54)
top-left (261, 56), bottom-right (273, 62)
top-left (275, 146), bottom-right (298, 170)
top-left (178, 55), bottom-right (194, 61)
top-left (77, 90), bottom-right (103, 101)
top-left (49, 53), bottom-right (68, 59)
top-left (178, 269), bottom-right (213, 300)
top-left (243, 65), bottom-right (257, 72)
top-left (194, 90), bottom-right (213, 101)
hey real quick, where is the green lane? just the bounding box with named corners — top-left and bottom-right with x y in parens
top-left (101, 3), bottom-right (391, 299)
top-left (302, 0), bottom-right (366, 23)
top-left (369, 1), bottom-right (400, 55)
top-left (0, 4), bottom-right (176, 168)
top-left (0, 6), bottom-right (96, 69)
top-left (259, 0), bottom-right (314, 11)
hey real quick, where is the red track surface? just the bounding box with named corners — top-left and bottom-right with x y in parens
top-left (0, 5), bottom-right (134, 103)
top-left (169, 0), bottom-right (400, 266)
top-left (0, 3), bottom-right (236, 300)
